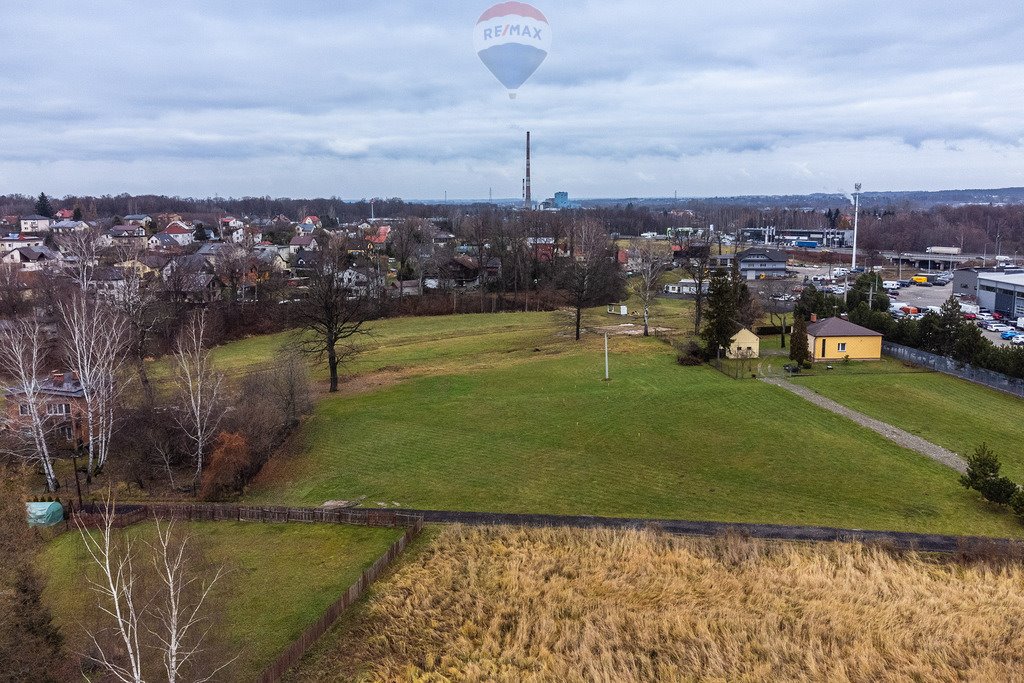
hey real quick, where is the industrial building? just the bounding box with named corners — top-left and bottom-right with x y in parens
top-left (976, 272), bottom-right (1024, 319)
top-left (740, 227), bottom-right (852, 248)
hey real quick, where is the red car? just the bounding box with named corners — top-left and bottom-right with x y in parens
top-left (993, 312), bottom-right (1004, 320)
top-left (963, 313), bottom-right (977, 320)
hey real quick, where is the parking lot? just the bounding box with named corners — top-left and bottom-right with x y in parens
top-left (789, 266), bottom-right (1016, 347)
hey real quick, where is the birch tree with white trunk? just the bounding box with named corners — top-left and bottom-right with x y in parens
top-left (0, 318), bottom-right (60, 491)
top-left (148, 519), bottom-right (232, 683)
top-left (627, 238), bottom-right (671, 337)
top-left (78, 497), bottom-right (145, 683)
top-left (173, 311), bottom-right (224, 485)
top-left (58, 295), bottom-right (128, 480)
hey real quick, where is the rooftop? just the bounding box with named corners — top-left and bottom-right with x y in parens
top-left (977, 272), bottom-right (1024, 287)
top-left (806, 317), bottom-right (882, 338)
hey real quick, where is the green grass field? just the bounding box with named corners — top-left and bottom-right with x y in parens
top-left (794, 371), bottom-right (1024, 480)
top-left (41, 521), bottom-right (400, 681)
top-left (250, 333), bottom-right (1021, 538)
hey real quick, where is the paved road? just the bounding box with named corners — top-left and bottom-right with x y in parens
top-left (761, 377), bottom-right (968, 473)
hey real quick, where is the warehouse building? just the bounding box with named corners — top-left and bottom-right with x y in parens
top-left (977, 272), bottom-right (1024, 319)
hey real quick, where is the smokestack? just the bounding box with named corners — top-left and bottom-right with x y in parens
top-left (525, 131), bottom-right (531, 210)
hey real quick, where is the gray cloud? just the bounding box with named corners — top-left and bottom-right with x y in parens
top-left (0, 1), bottom-right (1022, 198)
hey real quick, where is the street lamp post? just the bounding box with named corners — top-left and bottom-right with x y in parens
top-left (851, 183), bottom-right (861, 272)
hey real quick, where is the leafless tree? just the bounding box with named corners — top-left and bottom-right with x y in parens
top-left (111, 249), bottom-right (164, 403)
top-left (79, 497), bottom-right (232, 683)
top-left (760, 279), bottom-right (793, 349)
top-left (562, 218), bottom-right (622, 341)
top-left (58, 295), bottom-right (128, 480)
top-left (390, 218), bottom-right (421, 301)
top-left (148, 519), bottom-right (232, 683)
top-left (78, 497), bottom-right (145, 683)
top-left (266, 347), bottom-right (312, 428)
top-left (0, 262), bottom-right (31, 317)
top-left (678, 239), bottom-right (713, 334)
top-left (627, 239), bottom-right (671, 336)
top-left (0, 319), bottom-right (59, 491)
top-left (293, 241), bottom-right (373, 392)
top-left (56, 227), bottom-right (103, 292)
top-left (173, 311), bottom-right (224, 484)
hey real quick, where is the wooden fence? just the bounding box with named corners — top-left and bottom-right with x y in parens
top-left (63, 501), bottom-right (424, 682)
top-left (254, 517), bottom-right (423, 683)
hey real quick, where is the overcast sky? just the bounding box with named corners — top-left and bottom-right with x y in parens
top-left (1, 1), bottom-right (1022, 200)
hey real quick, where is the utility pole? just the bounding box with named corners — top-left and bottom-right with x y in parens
top-left (604, 333), bottom-right (610, 381)
top-left (851, 183), bottom-right (861, 272)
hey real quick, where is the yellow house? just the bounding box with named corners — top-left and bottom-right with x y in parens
top-left (726, 328), bottom-right (760, 359)
top-left (806, 317), bottom-right (882, 361)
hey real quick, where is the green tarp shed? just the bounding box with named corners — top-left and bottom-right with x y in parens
top-left (26, 501), bottom-right (64, 527)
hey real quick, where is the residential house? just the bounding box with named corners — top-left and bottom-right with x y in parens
top-left (109, 225), bottom-right (149, 250)
top-left (159, 221), bottom-right (195, 247)
top-left (340, 266), bottom-right (385, 297)
top-left (19, 214), bottom-right (52, 232)
top-left (0, 233), bottom-right (46, 251)
top-left (147, 233), bottom-right (181, 251)
top-left (124, 214), bottom-right (153, 227)
top-left (0, 246), bottom-right (61, 271)
top-left (289, 234), bottom-right (319, 255)
top-left (230, 226), bottom-right (263, 245)
top-left (389, 280), bottom-right (422, 297)
top-left (87, 266), bottom-right (127, 300)
top-left (726, 328), bottom-right (760, 359)
top-left (302, 215), bottom-right (321, 228)
top-left (5, 370), bottom-right (88, 444)
top-left (54, 209), bottom-right (76, 220)
top-left (806, 316), bottom-right (882, 361)
top-left (51, 219), bottom-right (90, 233)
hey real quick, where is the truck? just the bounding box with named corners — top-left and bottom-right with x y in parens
top-left (1017, 317), bottom-right (1024, 331)
top-left (926, 246), bottom-right (962, 255)
top-left (911, 276), bottom-right (929, 284)
top-left (960, 303), bottom-right (980, 315)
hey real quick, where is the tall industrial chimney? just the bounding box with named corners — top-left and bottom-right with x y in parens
top-left (525, 131), bottom-right (532, 210)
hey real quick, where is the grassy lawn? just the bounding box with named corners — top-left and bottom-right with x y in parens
top-left (794, 370), bottom-right (1024, 479)
top-left (41, 521), bottom-right (400, 681)
top-left (251, 335), bottom-right (1021, 538)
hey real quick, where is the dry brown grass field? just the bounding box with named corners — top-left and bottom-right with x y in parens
top-left (292, 526), bottom-right (1024, 682)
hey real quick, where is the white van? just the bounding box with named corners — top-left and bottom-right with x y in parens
top-left (883, 281), bottom-right (899, 290)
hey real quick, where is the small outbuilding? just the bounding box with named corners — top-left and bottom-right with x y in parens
top-left (26, 501), bottom-right (64, 527)
top-left (726, 328), bottom-right (760, 359)
top-left (806, 316), bottom-right (882, 361)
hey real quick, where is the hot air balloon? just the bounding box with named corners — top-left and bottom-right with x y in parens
top-left (473, 2), bottom-right (551, 99)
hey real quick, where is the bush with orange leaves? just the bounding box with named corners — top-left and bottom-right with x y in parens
top-left (199, 432), bottom-right (250, 501)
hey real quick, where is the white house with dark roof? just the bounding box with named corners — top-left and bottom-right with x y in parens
top-left (19, 214), bottom-right (52, 232)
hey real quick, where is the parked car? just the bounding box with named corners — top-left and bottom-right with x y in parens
top-left (1000, 330), bottom-right (1020, 340)
top-left (916, 281), bottom-right (933, 287)
top-left (992, 312), bottom-right (1004, 320)
top-left (963, 313), bottom-right (977, 320)
top-left (898, 279), bottom-right (913, 287)
top-left (1012, 336), bottom-right (1024, 346)
top-left (977, 313), bottom-right (995, 321)
top-left (989, 323), bottom-right (1013, 333)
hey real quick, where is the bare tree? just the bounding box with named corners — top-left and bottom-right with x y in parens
top-left (148, 519), bottom-right (231, 683)
top-left (266, 347), bottom-right (312, 429)
top-left (78, 497), bottom-right (145, 683)
top-left (627, 239), bottom-right (671, 336)
top-left (678, 239), bottom-right (713, 334)
top-left (562, 219), bottom-right (622, 341)
top-left (0, 319), bottom-right (60, 491)
top-left (111, 249), bottom-right (164, 403)
top-left (760, 279), bottom-right (793, 349)
top-left (390, 218), bottom-right (421, 301)
top-left (293, 241), bottom-right (373, 392)
top-left (173, 311), bottom-right (224, 484)
top-left (59, 295), bottom-right (128, 480)
top-left (79, 497), bottom-right (232, 683)
top-left (0, 262), bottom-right (31, 316)
top-left (56, 227), bottom-right (103, 292)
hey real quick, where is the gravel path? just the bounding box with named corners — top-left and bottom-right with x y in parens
top-left (761, 377), bottom-right (967, 473)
